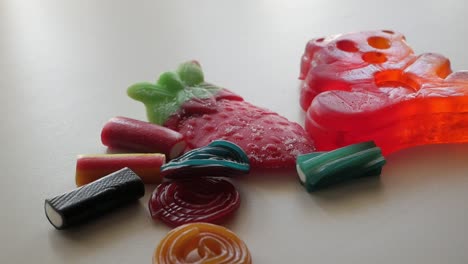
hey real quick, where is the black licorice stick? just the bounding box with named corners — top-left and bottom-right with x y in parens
top-left (44, 167), bottom-right (145, 230)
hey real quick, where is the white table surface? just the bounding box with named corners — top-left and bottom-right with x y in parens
top-left (2, 1), bottom-right (468, 263)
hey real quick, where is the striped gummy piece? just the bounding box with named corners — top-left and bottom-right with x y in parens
top-left (296, 141), bottom-right (386, 192)
top-left (160, 140), bottom-right (250, 179)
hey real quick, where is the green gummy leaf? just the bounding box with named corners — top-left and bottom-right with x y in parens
top-left (127, 61), bottom-right (221, 125)
top-left (176, 61), bottom-right (204, 86)
top-left (127, 82), bottom-right (170, 104)
top-left (157, 72), bottom-right (184, 93)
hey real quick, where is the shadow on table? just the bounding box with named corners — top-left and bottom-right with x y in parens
top-left (238, 165), bottom-right (384, 207)
top-left (308, 176), bottom-right (384, 215)
top-left (309, 143), bottom-right (468, 215)
top-left (381, 143), bottom-right (468, 187)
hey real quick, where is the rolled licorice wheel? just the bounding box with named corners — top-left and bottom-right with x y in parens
top-left (101, 116), bottom-right (186, 159)
top-left (154, 222), bottom-right (252, 264)
top-left (45, 167), bottom-right (144, 230)
top-left (160, 140), bottom-right (250, 179)
top-left (149, 178), bottom-right (240, 227)
top-left (75, 153), bottom-right (165, 186)
top-left (296, 141), bottom-right (386, 192)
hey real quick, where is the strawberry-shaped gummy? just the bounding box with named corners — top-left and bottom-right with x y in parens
top-left (128, 61), bottom-right (315, 168)
top-left (300, 30), bottom-right (468, 155)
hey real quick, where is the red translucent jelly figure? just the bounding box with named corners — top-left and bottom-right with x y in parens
top-left (300, 30), bottom-right (468, 155)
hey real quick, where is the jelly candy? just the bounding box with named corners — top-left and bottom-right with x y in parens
top-left (297, 141), bottom-right (385, 191)
top-left (160, 140), bottom-right (250, 179)
top-left (153, 222), bottom-right (252, 264)
top-left (75, 153), bottom-right (165, 186)
top-left (128, 61), bottom-right (315, 168)
top-left (101, 116), bottom-right (186, 159)
top-left (148, 178), bottom-right (240, 227)
top-left (300, 30), bottom-right (468, 155)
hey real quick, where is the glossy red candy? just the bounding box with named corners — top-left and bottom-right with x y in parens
top-left (300, 30), bottom-right (468, 155)
top-left (101, 116), bottom-right (186, 159)
top-left (148, 178), bottom-right (240, 227)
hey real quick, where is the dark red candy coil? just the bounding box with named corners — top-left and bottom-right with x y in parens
top-left (148, 178), bottom-right (240, 227)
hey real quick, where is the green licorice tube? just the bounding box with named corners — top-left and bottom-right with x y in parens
top-left (311, 153), bottom-right (386, 190)
top-left (297, 141), bottom-right (376, 177)
top-left (296, 141), bottom-right (385, 191)
top-left (296, 151), bottom-right (324, 164)
top-left (307, 147), bottom-right (381, 185)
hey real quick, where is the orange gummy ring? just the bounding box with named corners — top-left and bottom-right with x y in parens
top-left (153, 222), bottom-right (252, 264)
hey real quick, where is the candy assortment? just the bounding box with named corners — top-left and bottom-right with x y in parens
top-left (44, 30), bottom-right (467, 262)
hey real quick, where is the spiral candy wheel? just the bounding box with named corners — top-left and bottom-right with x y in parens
top-left (154, 222), bottom-right (252, 264)
top-left (149, 178), bottom-right (240, 227)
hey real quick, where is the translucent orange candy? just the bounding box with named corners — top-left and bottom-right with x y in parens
top-left (153, 223), bottom-right (252, 264)
top-left (300, 30), bottom-right (468, 155)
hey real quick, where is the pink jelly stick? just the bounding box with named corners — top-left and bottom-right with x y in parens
top-left (101, 116), bottom-right (186, 159)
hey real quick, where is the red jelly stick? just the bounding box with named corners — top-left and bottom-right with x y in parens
top-left (149, 178), bottom-right (240, 227)
top-left (101, 116), bottom-right (186, 159)
top-left (76, 153), bottom-right (165, 186)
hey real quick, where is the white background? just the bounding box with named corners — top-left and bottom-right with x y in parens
top-left (2, 0), bottom-right (468, 263)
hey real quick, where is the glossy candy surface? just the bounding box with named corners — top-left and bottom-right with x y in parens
top-left (76, 153), bottom-right (165, 186)
top-left (128, 61), bottom-right (315, 168)
top-left (149, 178), bottom-right (240, 227)
top-left (45, 168), bottom-right (144, 230)
top-left (300, 30), bottom-right (468, 155)
top-left (101, 116), bottom-right (186, 159)
top-left (297, 141), bottom-right (386, 191)
top-left (161, 140), bottom-right (250, 179)
top-left (153, 222), bottom-right (252, 264)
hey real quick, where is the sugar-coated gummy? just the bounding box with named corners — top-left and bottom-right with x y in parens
top-left (127, 61), bottom-right (315, 168)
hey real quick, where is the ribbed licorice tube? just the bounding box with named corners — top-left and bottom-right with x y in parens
top-left (45, 167), bottom-right (145, 230)
top-left (296, 141), bottom-right (386, 191)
